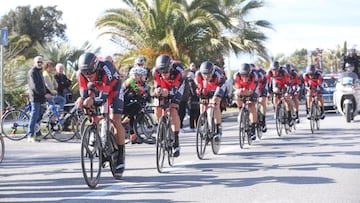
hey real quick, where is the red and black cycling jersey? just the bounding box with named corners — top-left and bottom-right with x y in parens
top-left (267, 67), bottom-right (290, 89)
top-left (303, 71), bottom-right (323, 88)
top-left (233, 71), bottom-right (257, 90)
top-left (78, 61), bottom-right (121, 99)
top-left (288, 69), bottom-right (302, 87)
top-left (152, 62), bottom-right (184, 90)
top-left (195, 66), bottom-right (226, 91)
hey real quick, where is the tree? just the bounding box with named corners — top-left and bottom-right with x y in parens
top-left (95, 0), bottom-right (271, 68)
top-left (0, 5), bottom-right (67, 57)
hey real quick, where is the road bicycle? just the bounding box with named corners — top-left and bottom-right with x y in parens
top-left (196, 97), bottom-right (221, 159)
top-left (309, 89), bottom-right (321, 134)
top-left (122, 97), bottom-right (157, 144)
top-left (1, 95), bottom-right (82, 142)
top-left (155, 96), bottom-right (175, 173)
top-left (80, 102), bottom-right (120, 188)
top-left (274, 92), bottom-right (293, 137)
top-left (238, 97), bottom-right (254, 149)
top-left (256, 102), bottom-right (265, 140)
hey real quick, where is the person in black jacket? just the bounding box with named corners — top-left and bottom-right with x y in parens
top-left (343, 48), bottom-right (360, 78)
top-left (54, 63), bottom-right (72, 103)
top-left (27, 56), bottom-right (53, 142)
top-left (187, 71), bottom-right (200, 131)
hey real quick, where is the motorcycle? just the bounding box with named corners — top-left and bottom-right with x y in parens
top-left (333, 74), bottom-right (360, 122)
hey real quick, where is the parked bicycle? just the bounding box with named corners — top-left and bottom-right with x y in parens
top-left (196, 97), bottom-right (221, 159)
top-left (80, 103), bottom-right (120, 188)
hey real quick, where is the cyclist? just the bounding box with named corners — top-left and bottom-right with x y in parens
top-left (267, 61), bottom-right (293, 126)
top-left (250, 63), bottom-right (268, 132)
top-left (76, 52), bottom-right (125, 179)
top-left (152, 54), bottom-right (185, 157)
top-left (303, 64), bottom-right (325, 120)
top-left (128, 56), bottom-right (151, 81)
top-left (122, 67), bottom-right (146, 144)
top-left (285, 63), bottom-right (302, 123)
top-left (195, 61), bottom-right (227, 141)
top-left (234, 63), bottom-right (258, 140)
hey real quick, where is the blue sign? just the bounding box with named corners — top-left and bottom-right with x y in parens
top-left (1, 28), bottom-right (8, 46)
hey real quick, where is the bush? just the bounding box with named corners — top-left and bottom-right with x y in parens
top-left (4, 88), bottom-right (28, 109)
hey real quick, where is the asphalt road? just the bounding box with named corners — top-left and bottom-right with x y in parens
top-left (0, 108), bottom-right (359, 203)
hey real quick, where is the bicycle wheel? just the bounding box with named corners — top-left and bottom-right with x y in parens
top-left (81, 125), bottom-right (102, 188)
top-left (167, 127), bottom-right (174, 166)
top-left (156, 116), bottom-right (167, 173)
top-left (210, 109), bottom-right (221, 155)
top-left (48, 114), bottom-right (75, 142)
top-left (0, 135), bottom-right (4, 163)
top-left (1, 109), bottom-right (29, 141)
top-left (238, 109), bottom-right (246, 149)
top-left (256, 107), bottom-right (263, 140)
top-left (134, 112), bottom-right (156, 140)
top-left (196, 112), bottom-right (208, 159)
top-left (310, 102), bottom-right (316, 134)
top-left (275, 102), bottom-right (284, 137)
top-left (315, 106), bottom-right (320, 130)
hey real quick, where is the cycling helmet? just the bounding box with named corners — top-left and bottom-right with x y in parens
top-left (129, 67), bottom-right (139, 75)
top-left (285, 63), bottom-right (292, 73)
top-left (155, 54), bottom-right (172, 73)
top-left (239, 63), bottom-right (251, 76)
top-left (345, 63), bottom-right (354, 72)
top-left (199, 61), bottom-right (214, 75)
top-left (271, 61), bottom-right (280, 71)
top-left (306, 64), bottom-right (316, 75)
top-left (135, 56), bottom-right (146, 66)
top-left (78, 52), bottom-right (99, 75)
top-left (138, 68), bottom-right (148, 75)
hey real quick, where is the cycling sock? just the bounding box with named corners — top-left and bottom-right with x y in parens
top-left (216, 124), bottom-right (221, 134)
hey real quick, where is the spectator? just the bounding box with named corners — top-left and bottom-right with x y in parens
top-left (54, 63), bottom-right (72, 103)
top-left (343, 47), bottom-right (360, 78)
top-left (179, 67), bottom-right (190, 133)
top-left (187, 69), bottom-right (200, 131)
top-left (43, 61), bottom-right (66, 111)
top-left (27, 56), bottom-right (53, 142)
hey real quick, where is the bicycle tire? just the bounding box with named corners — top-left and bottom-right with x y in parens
top-left (81, 125), bottom-right (102, 188)
top-left (310, 102), bottom-right (316, 134)
top-left (196, 112), bottom-right (208, 159)
top-left (315, 105), bottom-right (320, 130)
top-left (210, 108), bottom-right (221, 155)
top-left (0, 135), bottom-right (4, 163)
top-left (50, 114), bottom-right (77, 142)
top-left (167, 123), bottom-right (174, 166)
top-left (256, 107), bottom-right (263, 140)
top-left (134, 112), bottom-right (156, 140)
top-left (238, 109), bottom-right (246, 149)
top-left (156, 116), bottom-right (167, 173)
top-left (275, 102), bottom-right (283, 137)
top-left (1, 109), bottom-right (29, 141)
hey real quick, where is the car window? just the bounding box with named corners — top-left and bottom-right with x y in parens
top-left (323, 78), bottom-right (337, 87)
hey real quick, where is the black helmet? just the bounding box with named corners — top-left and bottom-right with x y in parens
top-left (285, 63), bottom-right (292, 73)
top-left (306, 64), bottom-right (316, 75)
top-left (155, 54), bottom-right (172, 73)
top-left (78, 52), bottom-right (98, 75)
top-left (135, 56), bottom-right (146, 66)
top-left (199, 61), bottom-right (214, 75)
top-left (271, 61), bottom-right (280, 71)
top-left (239, 63), bottom-right (251, 75)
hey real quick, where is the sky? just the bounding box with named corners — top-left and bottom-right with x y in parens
top-left (1, 0), bottom-right (360, 68)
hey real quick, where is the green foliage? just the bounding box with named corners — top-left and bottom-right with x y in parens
top-left (4, 88), bottom-right (28, 109)
top-left (0, 5), bottom-right (67, 57)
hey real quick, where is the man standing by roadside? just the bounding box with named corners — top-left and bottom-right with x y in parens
top-left (27, 56), bottom-right (53, 142)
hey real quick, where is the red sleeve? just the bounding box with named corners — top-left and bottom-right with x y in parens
top-left (153, 71), bottom-right (161, 88)
top-left (196, 74), bottom-right (203, 89)
top-left (249, 75), bottom-right (257, 90)
top-left (172, 72), bottom-right (182, 87)
top-left (234, 73), bottom-right (242, 89)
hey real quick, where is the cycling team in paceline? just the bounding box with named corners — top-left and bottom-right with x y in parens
top-left (70, 49), bottom-right (359, 178)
